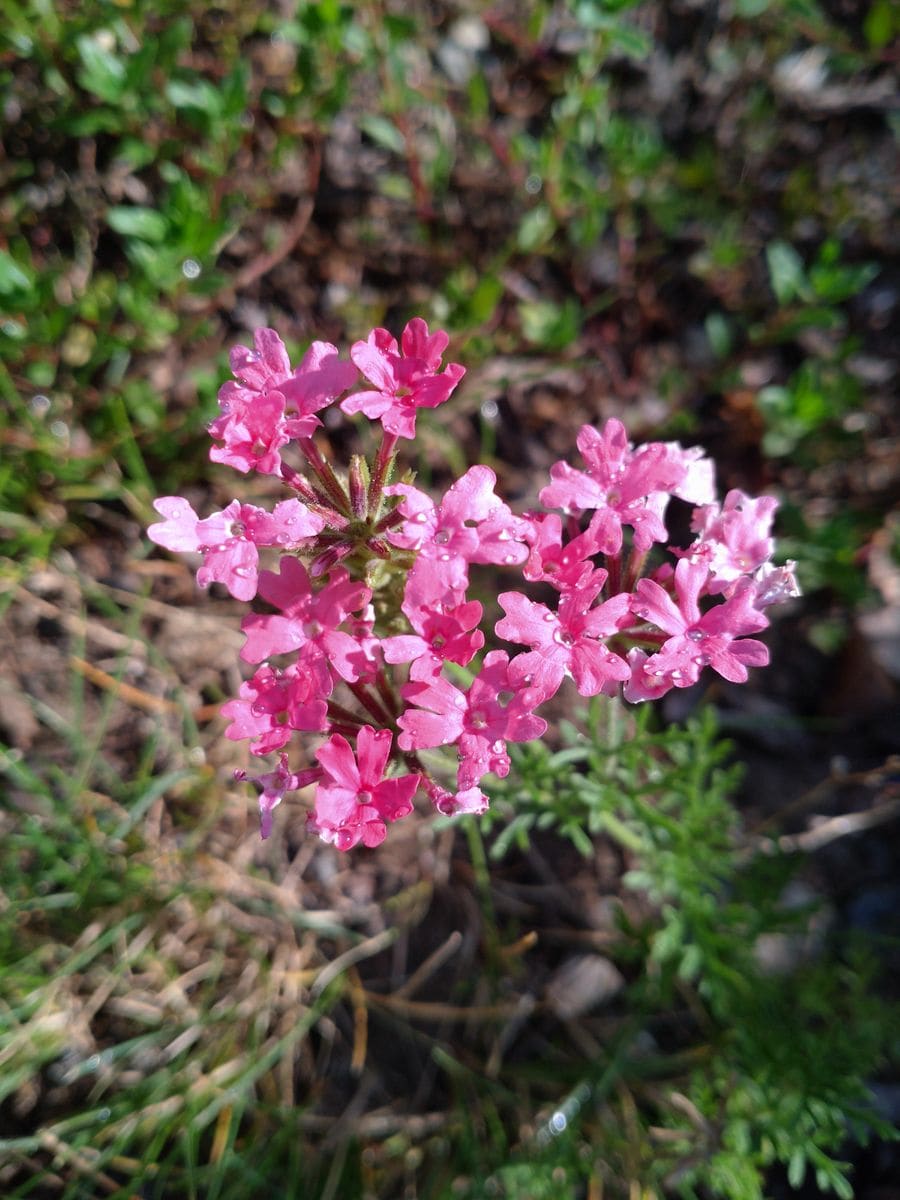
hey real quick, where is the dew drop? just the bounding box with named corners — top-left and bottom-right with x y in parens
top-left (182, 258), bottom-right (201, 279)
top-left (542, 611), bottom-right (556, 623)
top-left (233, 566), bottom-right (250, 577)
top-left (491, 739), bottom-right (505, 754)
top-left (434, 529), bottom-right (450, 545)
top-left (687, 629), bottom-right (705, 642)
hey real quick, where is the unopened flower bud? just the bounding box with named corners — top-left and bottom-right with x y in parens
top-left (349, 454), bottom-right (369, 520)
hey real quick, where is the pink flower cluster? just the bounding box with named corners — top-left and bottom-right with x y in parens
top-left (148, 320), bottom-right (799, 849)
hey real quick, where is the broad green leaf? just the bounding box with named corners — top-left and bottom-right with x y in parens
top-left (106, 206), bottom-right (169, 243)
top-left (0, 250), bottom-right (32, 295)
top-left (76, 32), bottom-right (127, 103)
top-left (358, 114), bottom-right (406, 155)
top-left (766, 240), bottom-right (808, 305)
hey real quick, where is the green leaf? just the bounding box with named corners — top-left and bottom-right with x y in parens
top-left (75, 32), bottom-right (127, 103)
top-left (766, 240), bottom-right (808, 305)
top-left (517, 204), bottom-right (556, 252)
top-left (704, 312), bottom-right (733, 359)
top-left (864, 0), bottom-right (899, 49)
top-left (518, 298), bottom-right (582, 350)
top-left (106, 206), bottom-right (169, 243)
top-left (0, 250), bottom-right (33, 295)
top-left (165, 78), bottom-right (223, 118)
top-left (358, 114), bottom-right (406, 155)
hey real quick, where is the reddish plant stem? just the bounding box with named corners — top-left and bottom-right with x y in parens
top-left (345, 680), bottom-right (396, 728)
top-left (327, 700), bottom-right (366, 727)
top-left (606, 549), bottom-right (623, 596)
top-left (623, 547), bottom-right (649, 594)
top-left (368, 431), bottom-right (399, 517)
top-left (328, 721), bottom-right (366, 739)
top-left (280, 463), bottom-right (347, 524)
top-left (373, 665), bottom-right (401, 719)
top-left (298, 437), bottom-right (351, 516)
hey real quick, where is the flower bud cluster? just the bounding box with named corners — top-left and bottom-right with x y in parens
top-left (148, 320), bottom-right (799, 848)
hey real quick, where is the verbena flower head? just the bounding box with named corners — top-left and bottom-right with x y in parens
top-left (147, 320), bottom-right (798, 846)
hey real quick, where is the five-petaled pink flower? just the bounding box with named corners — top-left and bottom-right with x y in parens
top-left (309, 727), bottom-right (420, 850)
top-left (341, 318), bottom-right (465, 439)
top-left (239, 557), bottom-right (372, 696)
top-left (496, 579), bottom-right (632, 701)
top-left (631, 558), bottom-right (770, 687)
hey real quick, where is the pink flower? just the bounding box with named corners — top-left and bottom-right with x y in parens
top-left (521, 511), bottom-right (608, 591)
top-left (279, 341), bottom-right (358, 439)
top-left (623, 647), bottom-right (682, 703)
top-left (398, 651), bottom-right (547, 803)
top-left (539, 419), bottom-right (715, 553)
top-left (753, 561), bottom-right (801, 608)
top-left (495, 581), bottom-right (631, 701)
top-left (386, 466), bottom-right (529, 598)
top-left (221, 664), bottom-right (328, 754)
top-left (210, 390), bottom-right (290, 476)
top-left (686, 490), bottom-right (779, 592)
top-left (382, 598), bottom-right (485, 671)
top-left (341, 319), bottom-right (465, 439)
top-left (309, 727), bottom-right (420, 850)
top-left (239, 558), bottom-right (372, 695)
top-left (148, 497), bottom-right (324, 601)
top-left (631, 558), bottom-right (770, 687)
top-left (229, 328), bottom-right (293, 392)
top-left (234, 753), bottom-right (320, 839)
top-left (209, 329), bottom-right (295, 475)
